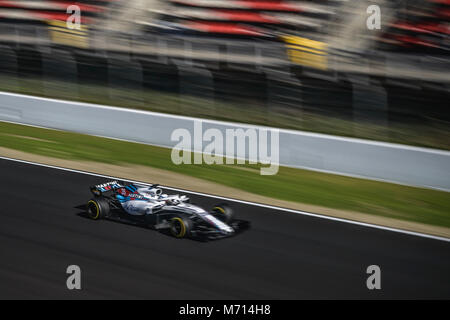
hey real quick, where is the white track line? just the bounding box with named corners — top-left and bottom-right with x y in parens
top-left (1, 155), bottom-right (449, 243)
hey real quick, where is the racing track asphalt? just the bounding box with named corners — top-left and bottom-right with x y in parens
top-left (0, 158), bottom-right (449, 299)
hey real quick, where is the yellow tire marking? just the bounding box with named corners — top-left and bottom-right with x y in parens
top-left (213, 206), bottom-right (225, 214)
top-left (87, 200), bottom-right (100, 220)
top-left (171, 217), bottom-right (186, 238)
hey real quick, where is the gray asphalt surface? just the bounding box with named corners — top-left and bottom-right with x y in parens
top-left (0, 158), bottom-right (449, 299)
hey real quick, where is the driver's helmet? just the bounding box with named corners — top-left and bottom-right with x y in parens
top-left (166, 198), bottom-right (180, 206)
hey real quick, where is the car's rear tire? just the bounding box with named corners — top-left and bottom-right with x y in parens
top-left (86, 197), bottom-right (110, 220)
top-left (212, 203), bottom-right (234, 223)
top-left (170, 216), bottom-right (192, 238)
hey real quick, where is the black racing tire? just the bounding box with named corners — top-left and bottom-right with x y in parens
top-left (170, 216), bottom-right (192, 238)
top-left (212, 203), bottom-right (234, 223)
top-left (86, 197), bottom-right (110, 220)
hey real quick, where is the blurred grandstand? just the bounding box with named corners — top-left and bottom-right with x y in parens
top-left (379, 0), bottom-right (450, 52)
top-left (0, 0), bottom-right (449, 148)
top-left (0, 1), bottom-right (448, 52)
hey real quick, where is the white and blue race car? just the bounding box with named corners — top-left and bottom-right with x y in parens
top-left (86, 181), bottom-right (249, 240)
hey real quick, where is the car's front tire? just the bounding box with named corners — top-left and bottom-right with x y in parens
top-left (86, 197), bottom-right (110, 220)
top-left (170, 216), bottom-right (192, 238)
top-left (212, 203), bottom-right (234, 223)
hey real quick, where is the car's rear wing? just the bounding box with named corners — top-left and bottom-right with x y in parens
top-left (90, 180), bottom-right (123, 196)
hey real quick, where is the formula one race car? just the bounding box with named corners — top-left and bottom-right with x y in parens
top-left (85, 181), bottom-right (249, 240)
